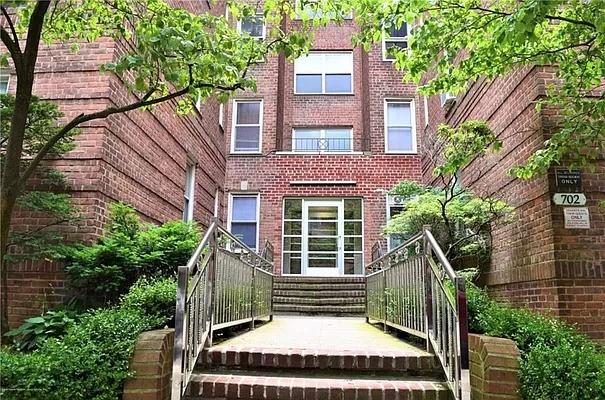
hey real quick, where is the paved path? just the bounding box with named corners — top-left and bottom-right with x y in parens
top-left (213, 316), bottom-right (429, 355)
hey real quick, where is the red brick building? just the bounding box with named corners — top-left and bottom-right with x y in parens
top-left (422, 66), bottom-right (605, 341)
top-left (2, 1), bottom-right (226, 328)
top-left (222, 15), bottom-right (424, 276)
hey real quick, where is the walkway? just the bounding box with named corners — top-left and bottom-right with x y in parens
top-left (214, 316), bottom-right (428, 354)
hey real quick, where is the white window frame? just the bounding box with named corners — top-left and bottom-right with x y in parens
top-left (228, 193), bottom-right (260, 251)
top-left (423, 96), bottom-right (429, 128)
top-left (0, 74), bottom-right (10, 94)
top-left (294, 52), bottom-right (353, 95)
top-left (231, 99), bottom-right (263, 154)
top-left (183, 162), bottom-right (196, 222)
top-left (382, 23), bottom-right (409, 61)
top-left (384, 99), bottom-right (417, 154)
top-left (237, 14), bottom-right (266, 39)
top-left (292, 128), bottom-right (353, 153)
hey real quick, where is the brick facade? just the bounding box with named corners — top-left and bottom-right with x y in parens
top-left (3, 1), bottom-right (227, 327)
top-left (224, 19), bottom-right (424, 274)
top-left (422, 65), bottom-right (605, 341)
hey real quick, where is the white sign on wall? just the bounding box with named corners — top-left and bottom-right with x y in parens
top-left (564, 207), bottom-right (590, 229)
top-left (553, 193), bottom-right (586, 206)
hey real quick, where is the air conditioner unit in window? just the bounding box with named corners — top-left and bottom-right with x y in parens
top-left (388, 194), bottom-right (406, 205)
top-left (440, 93), bottom-right (457, 107)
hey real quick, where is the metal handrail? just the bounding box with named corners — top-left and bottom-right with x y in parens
top-left (171, 219), bottom-right (275, 400)
top-left (365, 226), bottom-right (469, 400)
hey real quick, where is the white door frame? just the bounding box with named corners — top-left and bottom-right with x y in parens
top-left (302, 200), bottom-right (344, 276)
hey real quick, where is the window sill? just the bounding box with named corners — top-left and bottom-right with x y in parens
top-left (294, 92), bottom-right (355, 96)
top-left (275, 151), bottom-right (364, 156)
top-left (230, 152), bottom-right (263, 156)
top-left (384, 151), bottom-right (418, 155)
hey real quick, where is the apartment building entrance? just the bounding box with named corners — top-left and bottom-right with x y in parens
top-left (283, 198), bottom-right (364, 276)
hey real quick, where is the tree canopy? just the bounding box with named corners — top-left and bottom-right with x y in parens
top-left (322, 0), bottom-right (605, 177)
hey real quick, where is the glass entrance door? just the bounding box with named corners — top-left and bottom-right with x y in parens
top-left (302, 200), bottom-right (343, 276)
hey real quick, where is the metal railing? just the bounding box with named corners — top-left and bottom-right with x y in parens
top-left (293, 137), bottom-right (353, 152)
top-left (171, 219), bottom-right (274, 400)
top-left (365, 226), bottom-right (469, 400)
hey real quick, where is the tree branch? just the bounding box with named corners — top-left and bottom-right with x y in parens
top-left (23, 0), bottom-right (51, 72)
top-left (0, 6), bottom-right (20, 54)
top-left (0, 28), bottom-right (21, 69)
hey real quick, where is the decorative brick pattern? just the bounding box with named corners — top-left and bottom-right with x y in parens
top-left (123, 329), bottom-right (175, 400)
top-left (469, 334), bottom-right (521, 400)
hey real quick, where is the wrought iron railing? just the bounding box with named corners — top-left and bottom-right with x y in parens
top-left (293, 137), bottom-right (353, 152)
top-left (171, 219), bottom-right (274, 400)
top-left (365, 226), bottom-right (469, 400)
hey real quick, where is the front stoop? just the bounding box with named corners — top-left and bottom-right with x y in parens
top-left (272, 277), bottom-right (366, 316)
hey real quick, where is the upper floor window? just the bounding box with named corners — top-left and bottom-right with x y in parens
top-left (385, 100), bottom-right (416, 153)
top-left (238, 14), bottom-right (265, 39)
top-left (0, 74), bottom-right (9, 94)
top-left (383, 23), bottom-right (408, 61)
top-left (295, 0), bottom-right (352, 19)
top-left (229, 194), bottom-right (259, 250)
top-left (183, 162), bottom-right (196, 222)
top-left (231, 100), bottom-right (263, 153)
top-left (292, 128), bottom-right (352, 152)
top-left (294, 52), bottom-right (353, 94)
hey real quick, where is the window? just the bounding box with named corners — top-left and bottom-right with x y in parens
top-left (231, 100), bottom-right (262, 153)
top-left (383, 23), bottom-right (408, 61)
top-left (294, 52), bottom-right (353, 94)
top-left (0, 74), bottom-right (9, 94)
top-left (238, 14), bottom-right (265, 39)
top-left (292, 128), bottom-right (352, 152)
top-left (229, 194), bottom-right (259, 250)
top-left (183, 162), bottom-right (196, 222)
top-left (385, 100), bottom-right (416, 153)
top-left (387, 195), bottom-right (406, 251)
top-left (283, 199), bottom-right (303, 274)
top-left (295, 0), bottom-right (352, 19)
top-left (423, 96), bottom-right (429, 128)
top-left (343, 199), bottom-right (363, 275)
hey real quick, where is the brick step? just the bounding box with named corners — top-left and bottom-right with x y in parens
top-left (273, 283), bottom-right (366, 291)
top-left (272, 289), bottom-right (365, 298)
top-left (188, 372), bottom-right (450, 400)
top-left (201, 347), bottom-right (440, 374)
top-left (273, 304), bottom-right (365, 314)
top-left (273, 296), bottom-right (365, 305)
top-left (274, 277), bottom-right (366, 284)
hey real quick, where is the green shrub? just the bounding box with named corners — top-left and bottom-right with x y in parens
top-left (465, 279), bottom-right (605, 399)
top-left (521, 342), bottom-right (605, 400)
top-left (3, 310), bottom-right (79, 352)
top-left (0, 278), bottom-right (175, 400)
top-left (121, 277), bottom-right (176, 327)
top-left (65, 202), bottom-right (198, 308)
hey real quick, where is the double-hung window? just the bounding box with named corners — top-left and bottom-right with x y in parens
top-left (387, 195), bottom-right (406, 251)
top-left (0, 74), bottom-right (9, 94)
top-left (383, 23), bottom-right (408, 61)
top-left (292, 128), bottom-right (352, 152)
top-left (231, 100), bottom-right (262, 153)
top-left (294, 52), bottom-right (353, 94)
top-left (385, 100), bottom-right (416, 153)
top-left (238, 14), bottom-right (265, 39)
top-left (229, 194), bottom-right (260, 250)
top-left (183, 162), bottom-right (196, 222)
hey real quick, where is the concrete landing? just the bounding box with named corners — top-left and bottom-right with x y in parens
top-left (213, 316), bottom-right (428, 355)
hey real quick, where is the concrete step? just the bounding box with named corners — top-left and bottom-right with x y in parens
top-left (273, 283), bottom-right (366, 291)
top-left (273, 304), bottom-right (365, 314)
top-left (274, 277), bottom-right (366, 284)
top-left (273, 296), bottom-right (365, 305)
top-left (273, 289), bottom-right (365, 298)
top-left (201, 347), bottom-right (440, 375)
top-left (188, 372), bottom-right (451, 400)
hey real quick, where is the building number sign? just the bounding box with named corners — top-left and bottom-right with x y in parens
top-left (552, 193), bottom-right (587, 206)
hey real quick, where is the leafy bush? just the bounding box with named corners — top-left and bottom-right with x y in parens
top-left (3, 310), bottom-right (78, 352)
top-left (65, 202), bottom-right (198, 307)
top-left (121, 277), bottom-right (177, 327)
top-left (466, 279), bottom-right (605, 399)
top-left (0, 278), bottom-right (175, 400)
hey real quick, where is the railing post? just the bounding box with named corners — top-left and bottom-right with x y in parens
top-left (171, 265), bottom-right (188, 400)
top-left (269, 274), bottom-right (274, 321)
top-left (422, 225), bottom-right (433, 353)
top-left (250, 260), bottom-right (257, 330)
top-left (382, 258), bottom-right (388, 333)
top-left (455, 276), bottom-right (469, 369)
top-left (207, 226), bottom-right (218, 347)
